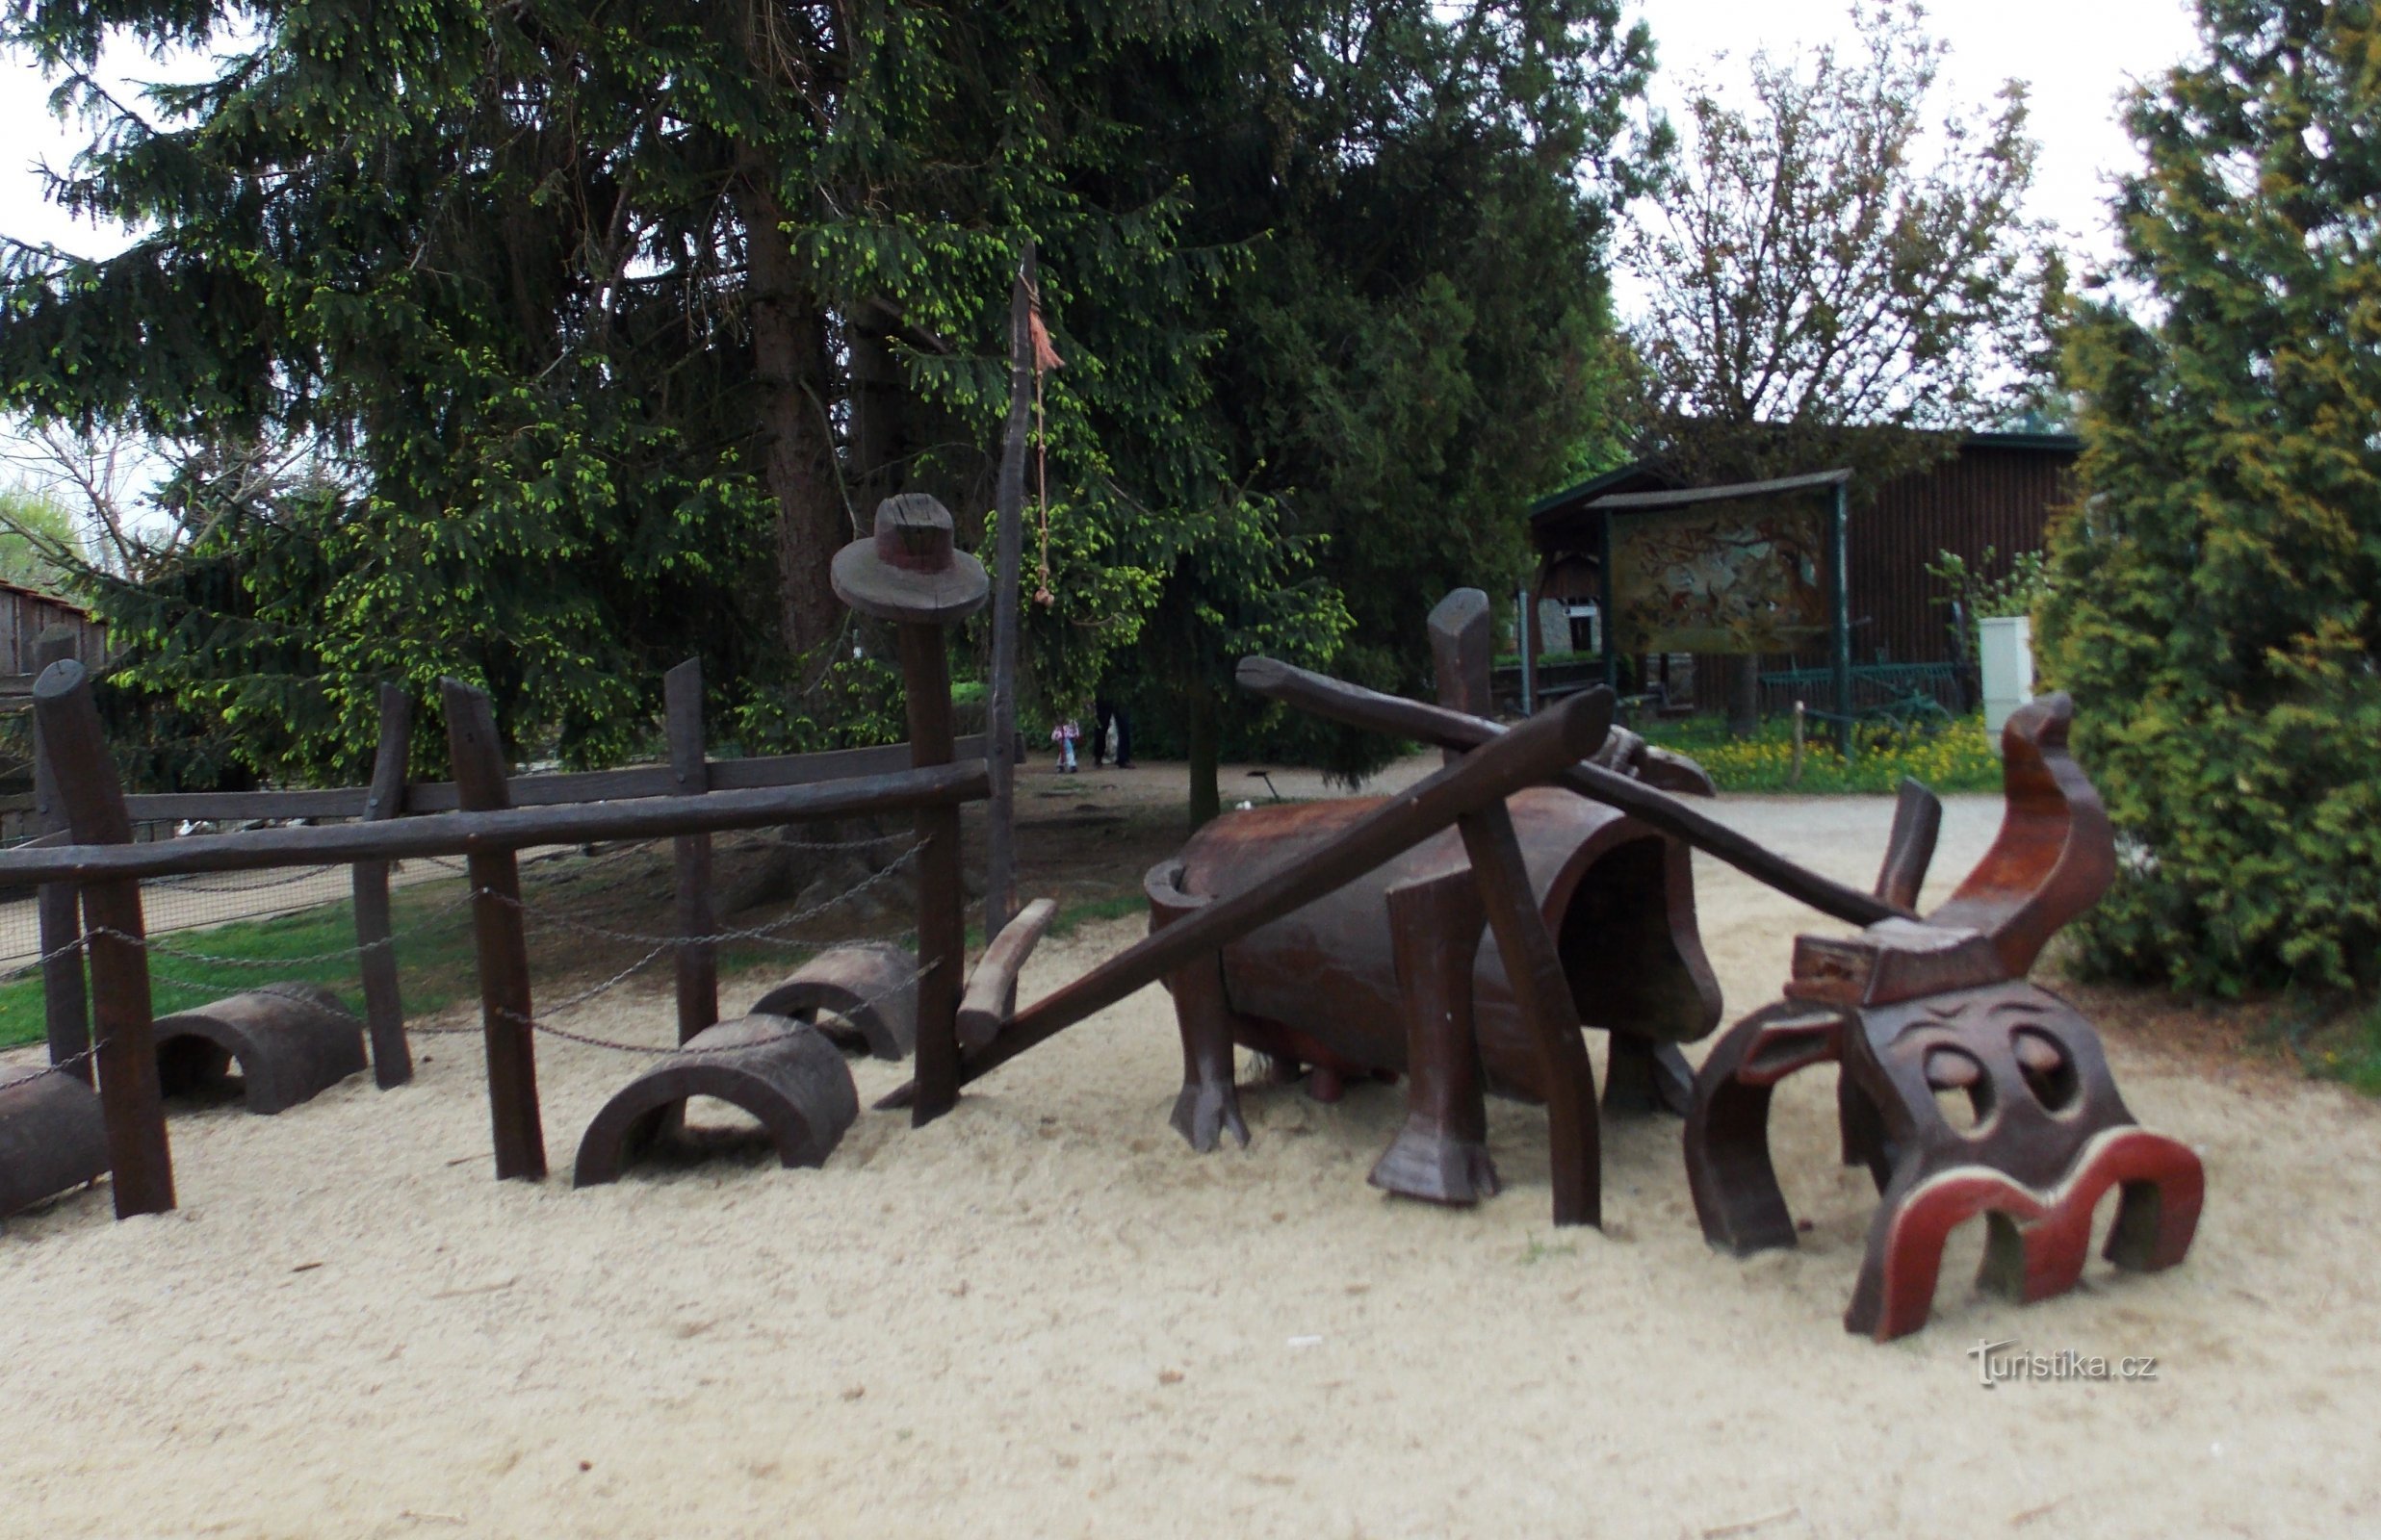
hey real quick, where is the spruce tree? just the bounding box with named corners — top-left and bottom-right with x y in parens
top-left (2041, 0), bottom-right (2381, 995)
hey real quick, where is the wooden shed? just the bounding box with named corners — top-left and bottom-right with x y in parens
top-left (1524, 431), bottom-right (2079, 712)
top-left (0, 579), bottom-right (107, 706)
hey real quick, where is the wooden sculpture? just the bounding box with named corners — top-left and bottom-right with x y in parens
top-left (1682, 694), bottom-right (2205, 1340)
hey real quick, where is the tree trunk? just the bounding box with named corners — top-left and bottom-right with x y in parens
top-left (1726, 654), bottom-right (1762, 738)
top-left (1185, 676), bottom-right (1221, 832)
top-left (847, 319), bottom-right (908, 516)
top-left (737, 169), bottom-right (846, 666)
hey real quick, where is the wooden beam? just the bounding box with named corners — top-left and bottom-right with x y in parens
top-left (1233, 655), bottom-right (1910, 928)
top-left (664, 658), bottom-right (717, 1043)
top-left (0, 760), bottom-right (992, 886)
top-left (442, 680), bottom-right (545, 1182)
top-left (31, 661), bottom-right (173, 1218)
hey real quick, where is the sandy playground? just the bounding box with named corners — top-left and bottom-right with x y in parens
top-left (3, 783), bottom-right (2379, 1538)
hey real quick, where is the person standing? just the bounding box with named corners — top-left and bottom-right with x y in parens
top-left (1093, 693), bottom-right (1133, 768)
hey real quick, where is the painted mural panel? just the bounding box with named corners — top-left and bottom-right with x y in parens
top-left (1610, 500), bottom-right (1829, 654)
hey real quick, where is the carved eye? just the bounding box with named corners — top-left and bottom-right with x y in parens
top-left (1923, 1047), bottom-right (1993, 1134)
top-left (2011, 1028), bottom-right (2080, 1112)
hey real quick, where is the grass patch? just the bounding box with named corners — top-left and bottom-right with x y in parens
top-left (2303, 1000), bottom-right (2381, 1095)
top-left (2, 874), bottom-right (1157, 1056)
top-left (1639, 712), bottom-right (2003, 795)
top-left (0, 880), bottom-right (484, 1052)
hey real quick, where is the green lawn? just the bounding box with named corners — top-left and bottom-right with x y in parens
top-left (0, 882), bottom-right (1153, 1053)
top-left (0, 881), bottom-right (484, 1051)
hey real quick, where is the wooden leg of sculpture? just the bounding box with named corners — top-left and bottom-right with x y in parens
top-left (33, 661), bottom-right (173, 1217)
top-left (1147, 860), bottom-right (1248, 1151)
top-left (442, 680), bottom-right (546, 1180)
top-left (1370, 867), bottom-right (1496, 1204)
top-left (353, 681), bottom-right (414, 1088)
top-left (1457, 802), bottom-right (1598, 1227)
top-left (31, 628), bottom-right (90, 1084)
top-left (1604, 1034), bottom-right (1694, 1116)
top-left (1682, 1005), bottom-right (1843, 1255)
top-left (898, 623), bottom-right (964, 1127)
top-left (664, 658), bottom-right (717, 1044)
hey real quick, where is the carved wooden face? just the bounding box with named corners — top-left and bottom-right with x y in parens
top-left (1842, 982), bottom-right (2135, 1197)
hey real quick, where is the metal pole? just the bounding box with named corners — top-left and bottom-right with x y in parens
top-left (1515, 584), bottom-right (1535, 718)
top-left (1831, 481), bottom-right (1853, 757)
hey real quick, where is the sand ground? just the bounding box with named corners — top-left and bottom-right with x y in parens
top-left (3, 785), bottom-right (2378, 1538)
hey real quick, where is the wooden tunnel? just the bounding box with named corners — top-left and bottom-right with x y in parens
top-left (0, 1067), bottom-right (111, 1219)
top-left (152, 986), bottom-right (369, 1116)
top-left (748, 944), bottom-right (919, 1062)
top-left (572, 1016), bottom-right (860, 1188)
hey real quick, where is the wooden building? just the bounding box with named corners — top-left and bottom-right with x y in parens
top-left (0, 579), bottom-right (107, 703)
top-left (1524, 431), bottom-right (2079, 710)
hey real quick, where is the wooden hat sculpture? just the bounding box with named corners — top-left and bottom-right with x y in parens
top-left (830, 493), bottom-right (989, 624)
top-left (1683, 695), bottom-right (2205, 1341)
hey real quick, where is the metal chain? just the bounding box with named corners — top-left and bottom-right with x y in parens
top-left (494, 955), bottom-right (936, 1056)
top-left (492, 839), bottom-right (925, 948)
top-left (0, 1040), bottom-right (102, 1087)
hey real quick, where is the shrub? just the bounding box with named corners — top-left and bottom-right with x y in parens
top-left (2038, 1), bottom-right (2381, 997)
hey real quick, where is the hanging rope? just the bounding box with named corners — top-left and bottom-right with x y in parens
top-left (1027, 278), bottom-right (1065, 607)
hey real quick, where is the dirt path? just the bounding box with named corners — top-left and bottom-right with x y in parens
top-left (1, 787), bottom-right (2375, 1537)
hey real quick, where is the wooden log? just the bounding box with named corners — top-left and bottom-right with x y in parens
top-left (1235, 655), bottom-right (1909, 927)
top-left (1875, 777), bottom-right (1943, 911)
top-left (983, 244), bottom-right (1036, 940)
top-left (31, 627), bottom-right (88, 1083)
top-left (958, 898), bottom-right (1056, 1051)
top-left (664, 659), bottom-right (717, 1043)
top-left (879, 687), bottom-right (1616, 1107)
top-left (1459, 801), bottom-right (1599, 1227)
top-left (119, 732), bottom-right (992, 823)
top-left (352, 682), bottom-right (413, 1088)
top-left (0, 760), bottom-right (992, 886)
top-left (898, 622), bottom-right (966, 1126)
top-left (442, 680), bottom-right (546, 1181)
top-left (31, 660), bottom-right (174, 1219)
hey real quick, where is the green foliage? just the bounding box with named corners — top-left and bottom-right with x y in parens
top-left (2, 0), bottom-right (1655, 815)
top-left (1639, 711), bottom-right (2003, 794)
top-left (1926, 545), bottom-right (2052, 667)
top-left (2039, 0), bottom-right (2381, 998)
top-left (0, 484), bottom-right (84, 593)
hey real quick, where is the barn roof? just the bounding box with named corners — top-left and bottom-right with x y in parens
top-left (1527, 430), bottom-right (2081, 532)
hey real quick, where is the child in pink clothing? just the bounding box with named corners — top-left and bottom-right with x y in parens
top-left (1050, 718), bottom-right (1081, 773)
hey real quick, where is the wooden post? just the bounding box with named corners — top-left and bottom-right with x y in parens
top-left (898, 621), bottom-right (965, 1126)
top-left (1427, 588), bottom-right (1492, 765)
top-left (31, 626), bottom-right (89, 1082)
top-left (1790, 700), bottom-right (1806, 787)
top-left (983, 243), bottom-right (1036, 940)
top-left (1457, 801), bottom-right (1599, 1228)
top-left (32, 660), bottom-right (174, 1218)
top-left (664, 658), bottom-right (717, 1042)
top-left (353, 682), bottom-right (414, 1087)
top-left (441, 680), bottom-right (546, 1180)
